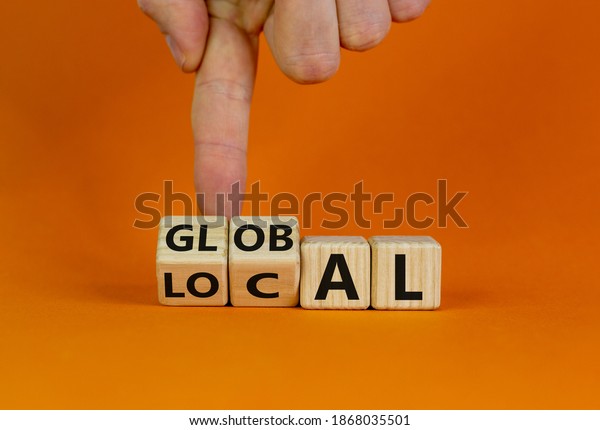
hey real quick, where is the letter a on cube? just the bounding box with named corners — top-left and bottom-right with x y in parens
top-left (300, 236), bottom-right (370, 309)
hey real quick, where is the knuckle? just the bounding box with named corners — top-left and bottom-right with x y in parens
top-left (281, 52), bottom-right (340, 84)
top-left (194, 140), bottom-right (248, 159)
top-left (195, 79), bottom-right (253, 103)
top-left (390, 0), bottom-right (430, 23)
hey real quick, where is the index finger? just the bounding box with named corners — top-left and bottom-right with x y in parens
top-left (192, 17), bottom-right (259, 217)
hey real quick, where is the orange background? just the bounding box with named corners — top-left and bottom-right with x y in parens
top-left (1, 0), bottom-right (599, 409)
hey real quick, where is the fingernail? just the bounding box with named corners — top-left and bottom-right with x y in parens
top-left (165, 35), bottom-right (186, 70)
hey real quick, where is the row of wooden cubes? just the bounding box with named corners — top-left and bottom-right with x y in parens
top-left (156, 216), bottom-right (441, 310)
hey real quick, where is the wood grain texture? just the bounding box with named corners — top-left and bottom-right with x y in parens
top-left (229, 216), bottom-right (300, 307)
top-left (156, 216), bottom-right (228, 306)
top-left (300, 236), bottom-right (370, 310)
top-left (369, 236), bottom-right (441, 310)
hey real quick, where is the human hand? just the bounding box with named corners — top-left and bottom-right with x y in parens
top-left (139, 0), bottom-right (430, 217)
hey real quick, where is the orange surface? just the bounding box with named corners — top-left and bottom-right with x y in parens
top-left (1, 0), bottom-right (599, 409)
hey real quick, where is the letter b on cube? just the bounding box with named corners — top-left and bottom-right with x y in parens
top-left (229, 216), bottom-right (300, 307)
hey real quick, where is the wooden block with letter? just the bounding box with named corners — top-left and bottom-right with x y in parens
top-left (229, 216), bottom-right (300, 307)
top-left (369, 236), bottom-right (441, 310)
top-left (156, 216), bottom-right (228, 306)
top-left (300, 236), bottom-right (370, 310)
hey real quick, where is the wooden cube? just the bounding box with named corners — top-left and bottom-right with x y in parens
top-left (156, 216), bottom-right (228, 306)
top-left (300, 236), bottom-right (370, 310)
top-left (369, 236), bottom-right (441, 310)
top-left (229, 216), bottom-right (300, 307)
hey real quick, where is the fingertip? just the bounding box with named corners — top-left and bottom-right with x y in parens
top-left (266, 0), bottom-right (341, 85)
top-left (388, 0), bottom-right (430, 23)
top-left (280, 52), bottom-right (340, 84)
top-left (337, 0), bottom-right (391, 52)
top-left (340, 18), bottom-right (391, 52)
top-left (194, 146), bottom-right (247, 218)
top-left (165, 35), bottom-right (187, 70)
top-left (138, 0), bottom-right (209, 72)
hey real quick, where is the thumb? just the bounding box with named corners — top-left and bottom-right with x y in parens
top-left (138, 0), bottom-right (209, 72)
